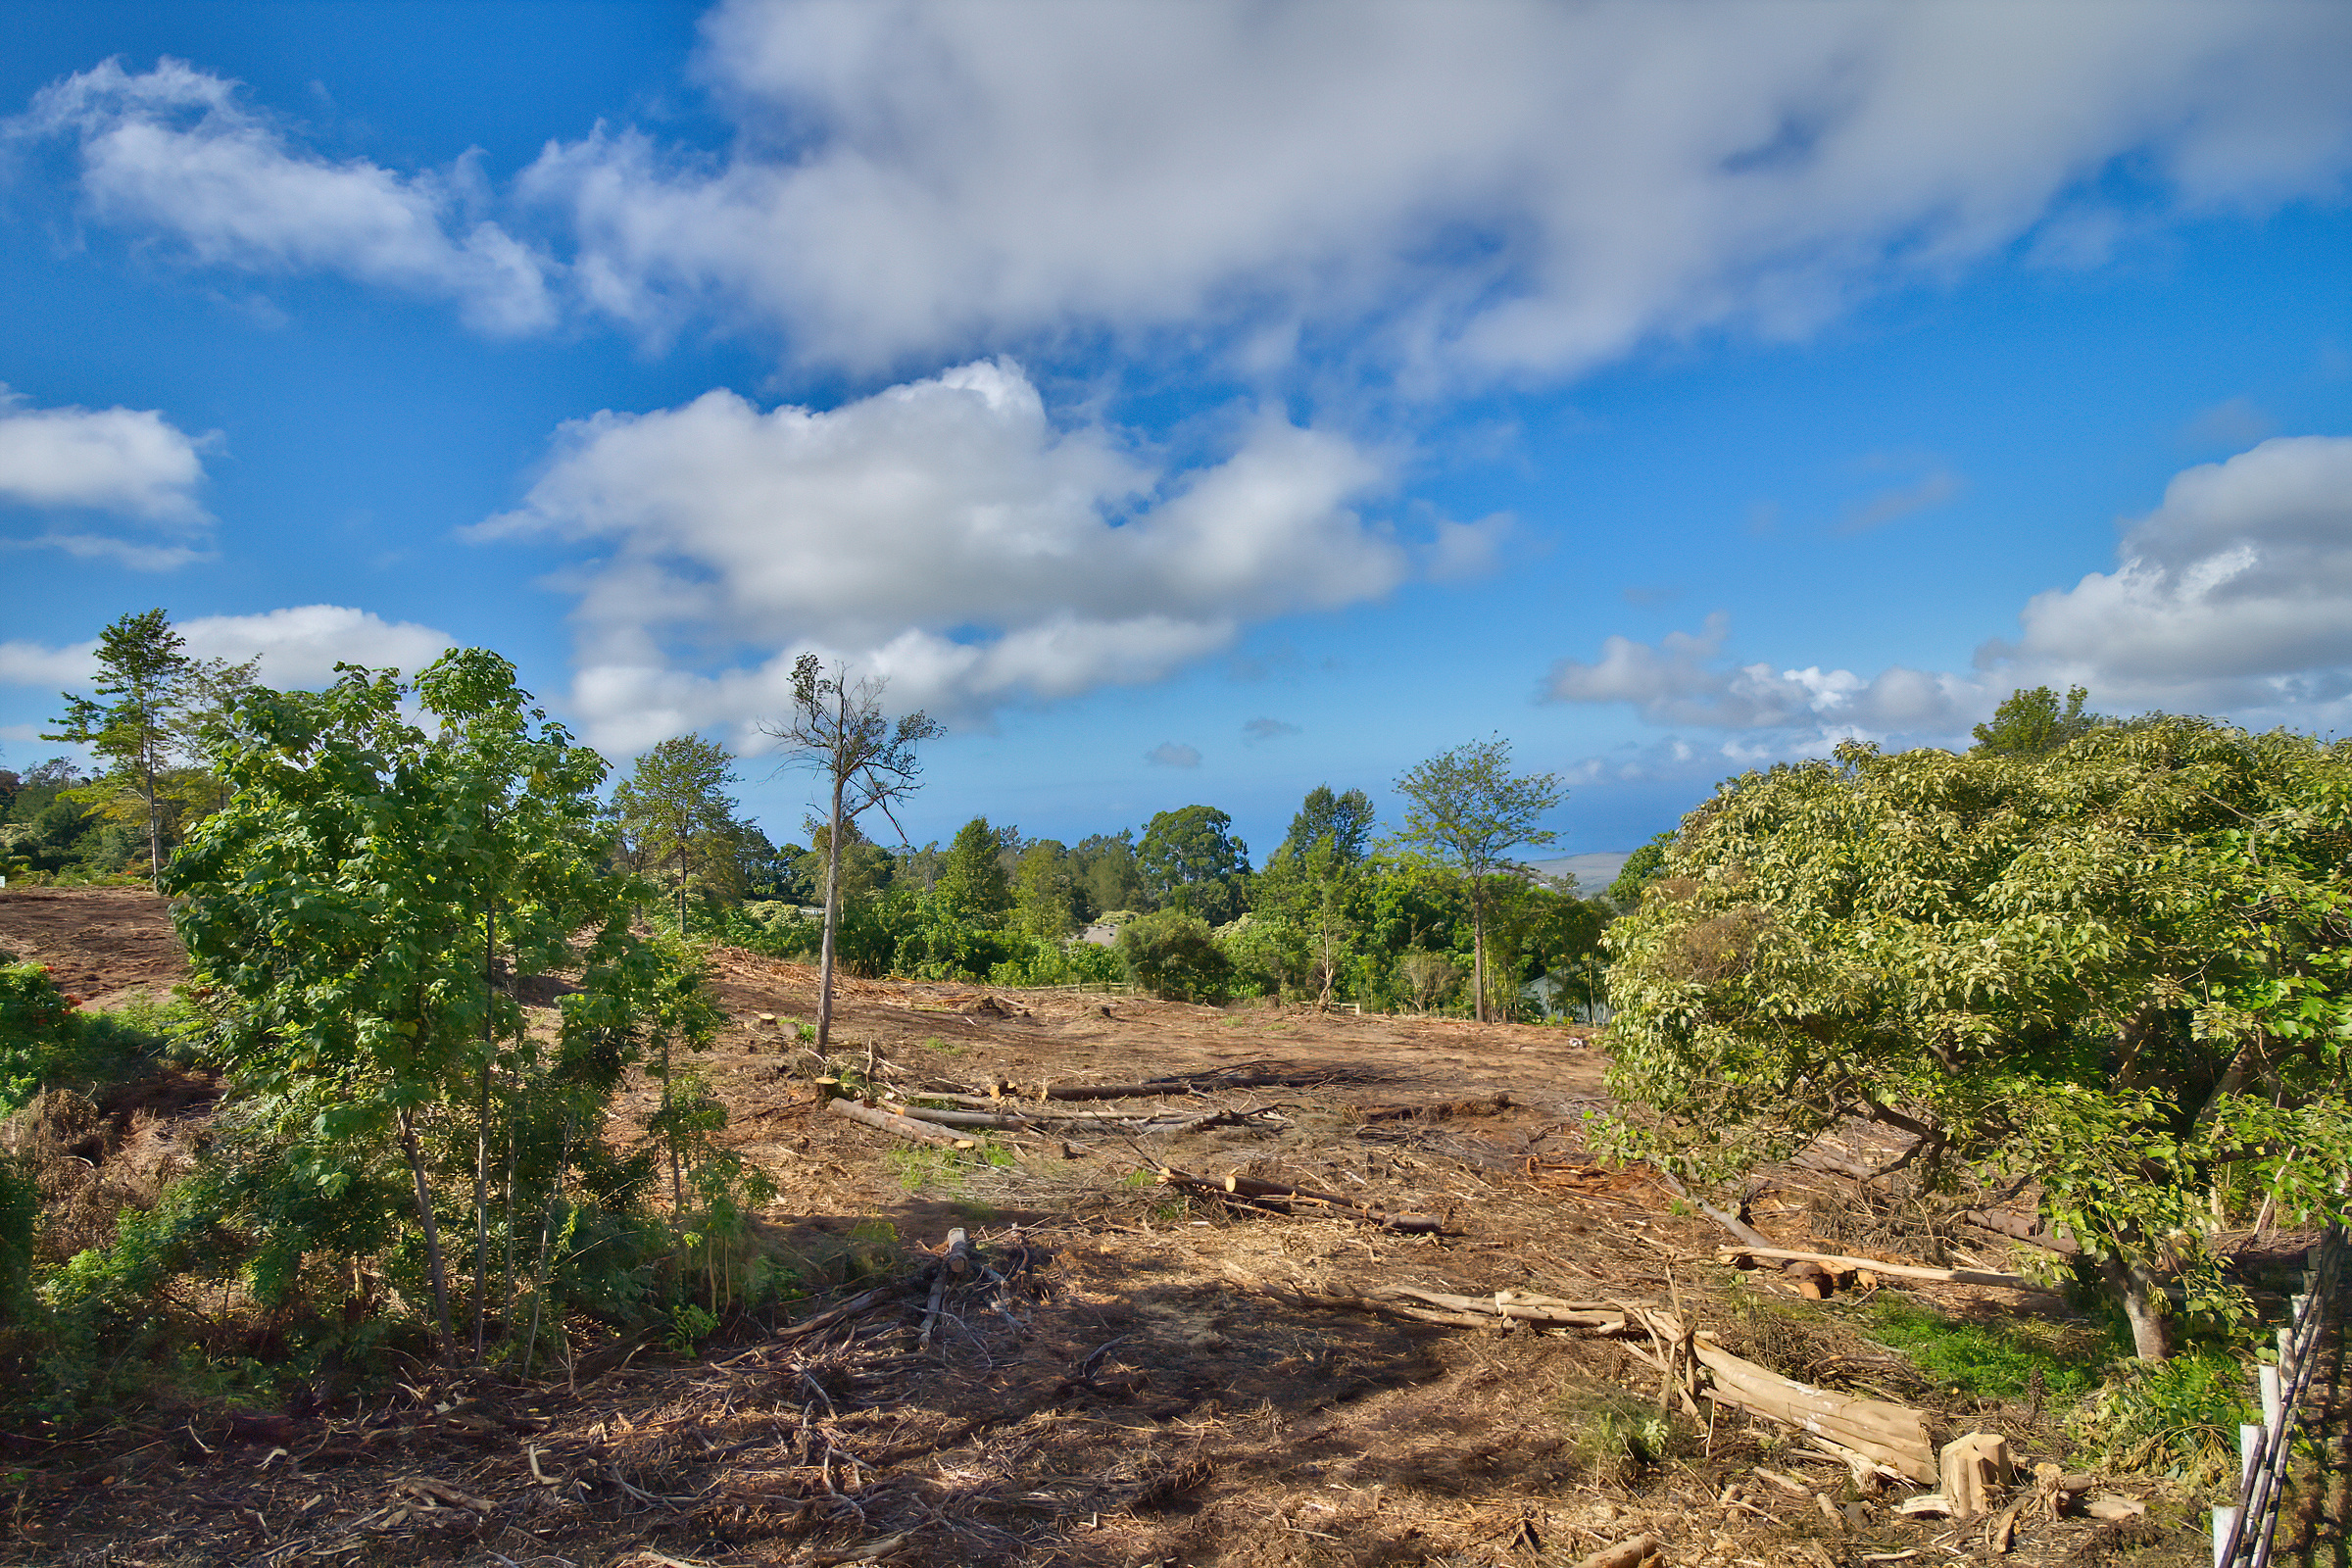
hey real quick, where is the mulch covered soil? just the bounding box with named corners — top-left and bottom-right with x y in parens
top-left (0, 891), bottom-right (2215, 1568)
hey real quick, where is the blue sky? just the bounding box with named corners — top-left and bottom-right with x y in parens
top-left (3, 1), bottom-right (2350, 867)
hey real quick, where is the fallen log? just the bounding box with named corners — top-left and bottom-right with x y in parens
top-left (1716, 1246), bottom-right (2044, 1292)
top-left (991, 1071), bottom-right (1323, 1101)
top-left (1374, 1285), bottom-right (1631, 1330)
top-left (775, 1282), bottom-right (906, 1344)
top-left (1577, 1534), bottom-right (1661, 1568)
top-left (888, 1100), bottom-right (1256, 1134)
top-left (825, 1096), bottom-right (967, 1147)
top-left (1660, 1172), bottom-right (1837, 1297)
top-left (1958, 1208), bottom-right (2080, 1255)
top-left (1156, 1165), bottom-right (1445, 1234)
top-left (1690, 1338), bottom-right (1936, 1482)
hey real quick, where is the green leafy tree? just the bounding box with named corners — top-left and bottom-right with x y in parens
top-left (1600, 722), bottom-right (2352, 1358)
top-left (760, 656), bottom-right (940, 1056)
top-left (1071, 831), bottom-right (1148, 919)
top-left (1392, 737), bottom-right (1563, 1022)
top-left (936, 816), bottom-right (1013, 923)
top-left (612, 735), bottom-right (742, 929)
top-left (1280, 785), bottom-right (1376, 865)
top-left (1971, 684), bottom-right (2108, 758)
top-left (1138, 805), bottom-right (1250, 924)
top-left (44, 610), bottom-right (250, 881)
top-left (1012, 840), bottom-right (1078, 939)
top-left (1117, 910), bottom-right (1232, 1002)
top-left (1606, 831), bottom-right (1674, 911)
top-left (164, 650), bottom-right (672, 1362)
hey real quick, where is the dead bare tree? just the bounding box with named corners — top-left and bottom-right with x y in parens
top-left (760, 655), bottom-right (940, 1064)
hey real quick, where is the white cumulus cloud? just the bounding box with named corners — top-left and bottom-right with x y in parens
top-left (0, 605), bottom-right (456, 694)
top-left (1546, 611), bottom-right (1980, 734)
top-left (478, 359), bottom-right (1424, 752)
top-left (0, 386), bottom-right (216, 567)
top-left (1552, 434), bottom-right (2352, 745)
top-left (13, 58), bottom-right (556, 333)
top-left (512, 0), bottom-right (2352, 380)
top-left (1979, 435), bottom-right (2352, 711)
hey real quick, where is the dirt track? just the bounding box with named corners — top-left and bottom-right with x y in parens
top-left (0, 888), bottom-right (2197, 1568)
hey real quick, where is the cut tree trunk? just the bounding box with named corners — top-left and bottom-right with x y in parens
top-left (1660, 1172), bottom-right (1836, 1297)
top-left (1156, 1165), bottom-right (1444, 1234)
top-left (1717, 1247), bottom-right (2042, 1291)
top-left (826, 1096), bottom-right (967, 1147)
top-left (1689, 1336), bottom-right (1937, 1482)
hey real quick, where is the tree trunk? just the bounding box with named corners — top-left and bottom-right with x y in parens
top-left (816, 772), bottom-right (846, 1054)
top-left (143, 733), bottom-right (163, 883)
top-left (472, 903), bottom-right (494, 1361)
top-left (2102, 1253), bottom-right (2172, 1359)
top-left (1469, 876), bottom-right (1488, 1023)
top-left (399, 1105), bottom-right (454, 1361)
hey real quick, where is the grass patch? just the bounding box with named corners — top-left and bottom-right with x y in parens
top-left (922, 1035), bottom-right (964, 1057)
top-left (884, 1141), bottom-right (1014, 1194)
top-left (1552, 1380), bottom-right (1690, 1484)
top-left (1861, 1296), bottom-right (2119, 1402)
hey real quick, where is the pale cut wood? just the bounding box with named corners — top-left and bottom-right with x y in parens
top-left (1689, 1339), bottom-right (1936, 1482)
top-left (824, 1096), bottom-right (965, 1146)
top-left (1718, 1246), bottom-right (2041, 1291)
top-left (1376, 1285), bottom-right (1628, 1329)
top-left (1157, 1165), bottom-right (1445, 1234)
top-left (1938, 1432), bottom-right (2012, 1520)
top-left (1575, 1534), bottom-right (1661, 1568)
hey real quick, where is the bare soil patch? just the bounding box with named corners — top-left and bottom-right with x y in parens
top-left (0, 885), bottom-right (187, 1010)
top-left (0, 894), bottom-right (2207, 1568)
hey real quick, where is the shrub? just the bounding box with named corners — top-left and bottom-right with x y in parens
top-left (1117, 911), bottom-right (1232, 1002)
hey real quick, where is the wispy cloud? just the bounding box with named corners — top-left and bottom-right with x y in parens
top-left (1145, 742), bottom-right (1202, 768)
top-left (1241, 716), bottom-right (1300, 745)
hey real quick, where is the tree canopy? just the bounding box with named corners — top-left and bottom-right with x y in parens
top-left (1599, 720), bottom-right (2352, 1356)
top-left (1970, 683), bottom-right (2108, 758)
top-left (1393, 737), bottom-right (1563, 1022)
top-left (1138, 805), bottom-right (1250, 925)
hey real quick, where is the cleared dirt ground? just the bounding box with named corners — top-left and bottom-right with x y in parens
top-left (0, 888), bottom-right (2207, 1568)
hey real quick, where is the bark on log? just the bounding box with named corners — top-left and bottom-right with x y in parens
top-left (1660, 1172), bottom-right (1837, 1295)
top-left (1717, 1246), bottom-right (2042, 1291)
top-left (1577, 1534), bottom-right (1661, 1568)
top-left (1689, 1338), bottom-right (1936, 1482)
top-left (1156, 1166), bottom-right (1445, 1234)
top-left (1376, 1286), bottom-right (1630, 1329)
top-left (1958, 1209), bottom-right (2081, 1256)
top-left (825, 1096), bottom-right (967, 1147)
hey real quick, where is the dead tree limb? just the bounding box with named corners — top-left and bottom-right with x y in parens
top-left (1717, 1246), bottom-right (2047, 1291)
top-left (824, 1096), bottom-right (966, 1147)
top-left (1155, 1166), bottom-right (1445, 1234)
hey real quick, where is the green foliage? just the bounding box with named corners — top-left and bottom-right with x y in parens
top-left (1070, 831), bottom-right (1148, 919)
top-left (44, 609), bottom-right (254, 882)
top-left (1606, 831), bottom-right (1674, 910)
top-left (1971, 684), bottom-right (2108, 759)
top-left (1138, 806), bottom-right (1251, 924)
top-left (2066, 1348), bottom-right (2252, 1486)
top-left (162, 648), bottom-right (673, 1359)
top-left (936, 816), bottom-right (1013, 922)
top-left (1281, 785), bottom-right (1375, 865)
top-left (1392, 736), bottom-right (1563, 1021)
top-left (1118, 910), bottom-right (1232, 1002)
top-left (1010, 840), bottom-right (1078, 938)
top-left (1600, 719), bottom-right (2352, 1355)
top-left (988, 936), bottom-right (1124, 989)
top-left (1553, 1381), bottom-right (1686, 1481)
top-left (612, 734), bottom-right (743, 928)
